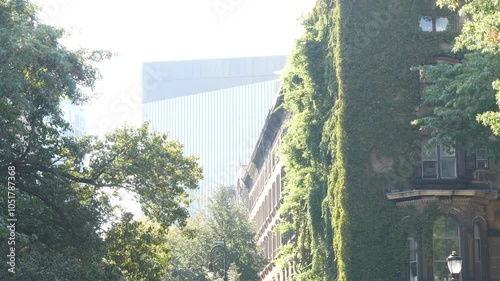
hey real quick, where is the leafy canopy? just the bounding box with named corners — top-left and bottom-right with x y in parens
top-left (165, 187), bottom-right (265, 281)
top-left (0, 0), bottom-right (202, 279)
top-left (416, 0), bottom-right (500, 141)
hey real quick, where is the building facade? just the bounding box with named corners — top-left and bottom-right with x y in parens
top-left (238, 93), bottom-right (293, 281)
top-left (239, 1), bottom-right (500, 280)
top-left (142, 56), bottom-right (286, 212)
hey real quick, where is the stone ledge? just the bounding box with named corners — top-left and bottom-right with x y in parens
top-left (386, 189), bottom-right (499, 201)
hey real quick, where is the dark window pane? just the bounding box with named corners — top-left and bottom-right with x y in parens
top-left (441, 158), bottom-right (456, 178)
top-left (433, 216), bottom-right (460, 281)
top-left (477, 160), bottom-right (489, 169)
top-left (474, 224), bottom-right (481, 262)
top-left (423, 161), bottom-right (438, 178)
top-left (410, 262), bottom-right (417, 278)
top-left (445, 216), bottom-right (459, 237)
top-left (423, 144), bottom-right (437, 159)
top-left (433, 216), bottom-right (446, 237)
top-left (440, 145), bottom-right (455, 157)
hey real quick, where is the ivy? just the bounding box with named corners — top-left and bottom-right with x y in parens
top-left (279, 0), bottom-right (455, 280)
top-left (278, 1), bottom-right (337, 280)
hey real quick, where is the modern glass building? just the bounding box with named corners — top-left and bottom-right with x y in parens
top-left (142, 56), bottom-right (287, 212)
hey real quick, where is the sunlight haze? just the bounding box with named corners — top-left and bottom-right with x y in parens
top-left (33, 0), bottom-right (316, 136)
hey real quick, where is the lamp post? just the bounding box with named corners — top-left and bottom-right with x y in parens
top-left (446, 251), bottom-right (462, 281)
top-left (207, 241), bottom-right (228, 281)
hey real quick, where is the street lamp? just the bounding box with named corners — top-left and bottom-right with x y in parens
top-left (446, 251), bottom-right (462, 280)
top-left (207, 241), bottom-right (228, 281)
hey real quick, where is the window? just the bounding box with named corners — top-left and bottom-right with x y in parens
top-left (474, 223), bottom-right (481, 262)
top-left (435, 17), bottom-right (449, 31)
top-left (420, 16), bottom-right (449, 32)
top-left (433, 216), bottom-right (461, 281)
top-left (422, 142), bottom-right (457, 178)
top-left (272, 150), bottom-right (276, 170)
top-left (476, 148), bottom-right (489, 169)
top-left (422, 143), bottom-right (438, 178)
top-left (408, 238), bottom-right (418, 281)
top-left (440, 145), bottom-right (457, 178)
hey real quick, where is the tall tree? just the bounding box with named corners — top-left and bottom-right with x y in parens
top-left (437, 0), bottom-right (500, 53)
top-left (0, 0), bottom-right (202, 279)
top-left (165, 215), bottom-right (213, 281)
top-left (206, 187), bottom-right (265, 281)
top-left (412, 52), bottom-right (500, 156)
top-left (165, 187), bottom-right (265, 281)
top-left (105, 213), bottom-right (170, 281)
top-left (415, 1), bottom-right (500, 141)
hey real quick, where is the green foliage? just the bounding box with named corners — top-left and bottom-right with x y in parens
top-left (0, 0), bottom-right (202, 279)
top-left (206, 187), bottom-right (265, 281)
top-left (400, 203), bottom-right (439, 262)
top-left (421, 0), bottom-right (500, 138)
top-left (280, 0), bottom-right (458, 280)
top-left (84, 123), bottom-right (203, 227)
top-left (412, 52), bottom-right (500, 157)
top-left (165, 187), bottom-right (264, 281)
top-left (329, 0), bottom-right (454, 278)
top-left (278, 0), bottom-right (337, 279)
top-left (227, 263), bottom-right (241, 281)
top-left (437, 0), bottom-right (500, 53)
top-left (477, 79), bottom-right (500, 136)
top-left (105, 213), bottom-right (169, 281)
top-left (165, 216), bottom-right (213, 281)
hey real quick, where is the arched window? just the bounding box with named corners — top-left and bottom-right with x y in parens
top-left (272, 182), bottom-right (276, 209)
top-left (433, 215), bottom-right (461, 280)
top-left (276, 174), bottom-right (281, 202)
top-left (473, 221), bottom-right (484, 280)
top-left (474, 223), bottom-right (481, 262)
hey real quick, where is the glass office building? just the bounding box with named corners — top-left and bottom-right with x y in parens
top-left (142, 56), bottom-right (287, 212)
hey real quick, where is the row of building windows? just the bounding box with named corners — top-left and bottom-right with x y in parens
top-left (262, 228), bottom-right (281, 260)
top-left (254, 173), bottom-right (283, 235)
top-left (249, 142), bottom-right (281, 210)
top-left (419, 16), bottom-right (449, 32)
top-left (249, 130), bottom-right (283, 211)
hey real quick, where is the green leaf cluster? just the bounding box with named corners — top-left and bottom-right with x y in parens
top-left (105, 213), bottom-right (170, 281)
top-left (413, 52), bottom-right (500, 157)
top-left (0, 1), bottom-right (202, 279)
top-left (278, 1), bottom-right (337, 280)
top-left (165, 187), bottom-right (265, 281)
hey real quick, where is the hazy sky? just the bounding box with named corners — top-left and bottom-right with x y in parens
top-left (33, 0), bottom-right (317, 136)
top-left (30, 0), bottom-right (316, 216)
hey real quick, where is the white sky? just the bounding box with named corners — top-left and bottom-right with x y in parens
top-left (33, 0), bottom-right (317, 137)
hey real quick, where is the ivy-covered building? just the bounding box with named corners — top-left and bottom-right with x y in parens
top-left (240, 0), bottom-right (500, 280)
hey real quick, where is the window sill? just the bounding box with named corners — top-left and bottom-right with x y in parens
top-left (412, 177), bottom-right (468, 189)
